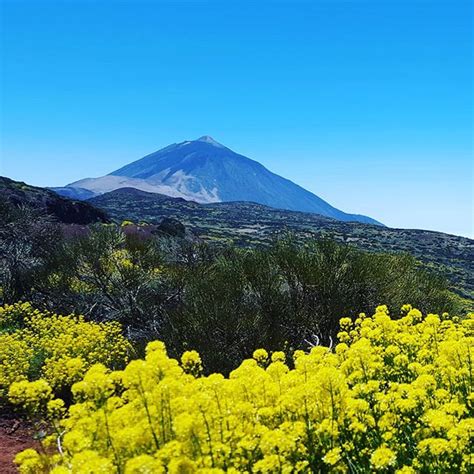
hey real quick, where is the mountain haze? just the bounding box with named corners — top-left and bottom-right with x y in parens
top-left (67, 136), bottom-right (381, 225)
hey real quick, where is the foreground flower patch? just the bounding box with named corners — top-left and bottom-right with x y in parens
top-left (12, 306), bottom-right (474, 473)
top-left (0, 302), bottom-right (130, 403)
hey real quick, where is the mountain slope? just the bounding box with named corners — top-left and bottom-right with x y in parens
top-left (68, 136), bottom-right (381, 225)
top-left (49, 186), bottom-right (98, 201)
top-left (89, 188), bottom-right (473, 301)
top-left (0, 176), bottom-right (109, 224)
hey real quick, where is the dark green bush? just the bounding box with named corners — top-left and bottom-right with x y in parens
top-left (0, 216), bottom-right (461, 374)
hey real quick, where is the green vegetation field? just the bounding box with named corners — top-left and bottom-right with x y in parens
top-left (90, 188), bottom-right (474, 302)
top-left (0, 179), bottom-right (473, 472)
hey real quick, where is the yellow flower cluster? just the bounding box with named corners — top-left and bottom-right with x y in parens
top-left (181, 350), bottom-right (203, 377)
top-left (0, 302), bottom-right (43, 330)
top-left (0, 336), bottom-right (33, 401)
top-left (0, 302), bottom-right (130, 403)
top-left (15, 306), bottom-right (474, 473)
top-left (9, 379), bottom-right (53, 413)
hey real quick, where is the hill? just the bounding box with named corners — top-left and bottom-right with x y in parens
top-left (0, 176), bottom-right (109, 225)
top-left (89, 188), bottom-right (474, 301)
top-left (65, 136), bottom-right (381, 225)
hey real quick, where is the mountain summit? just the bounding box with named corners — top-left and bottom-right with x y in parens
top-left (65, 137), bottom-right (381, 225)
top-left (195, 135), bottom-right (226, 147)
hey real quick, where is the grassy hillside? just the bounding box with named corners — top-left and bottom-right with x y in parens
top-left (90, 188), bottom-right (474, 301)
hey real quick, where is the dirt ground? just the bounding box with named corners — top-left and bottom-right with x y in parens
top-left (0, 417), bottom-right (39, 474)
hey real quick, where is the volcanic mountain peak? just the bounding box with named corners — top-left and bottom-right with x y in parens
top-left (64, 137), bottom-right (382, 225)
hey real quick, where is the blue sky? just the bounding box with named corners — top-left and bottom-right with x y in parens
top-left (1, 0), bottom-right (472, 237)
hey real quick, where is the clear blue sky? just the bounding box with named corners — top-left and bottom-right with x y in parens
top-left (1, 0), bottom-right (472, 237)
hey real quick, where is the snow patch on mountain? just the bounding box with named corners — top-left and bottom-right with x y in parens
top-left (70, 172), bottom-right (220, 204)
